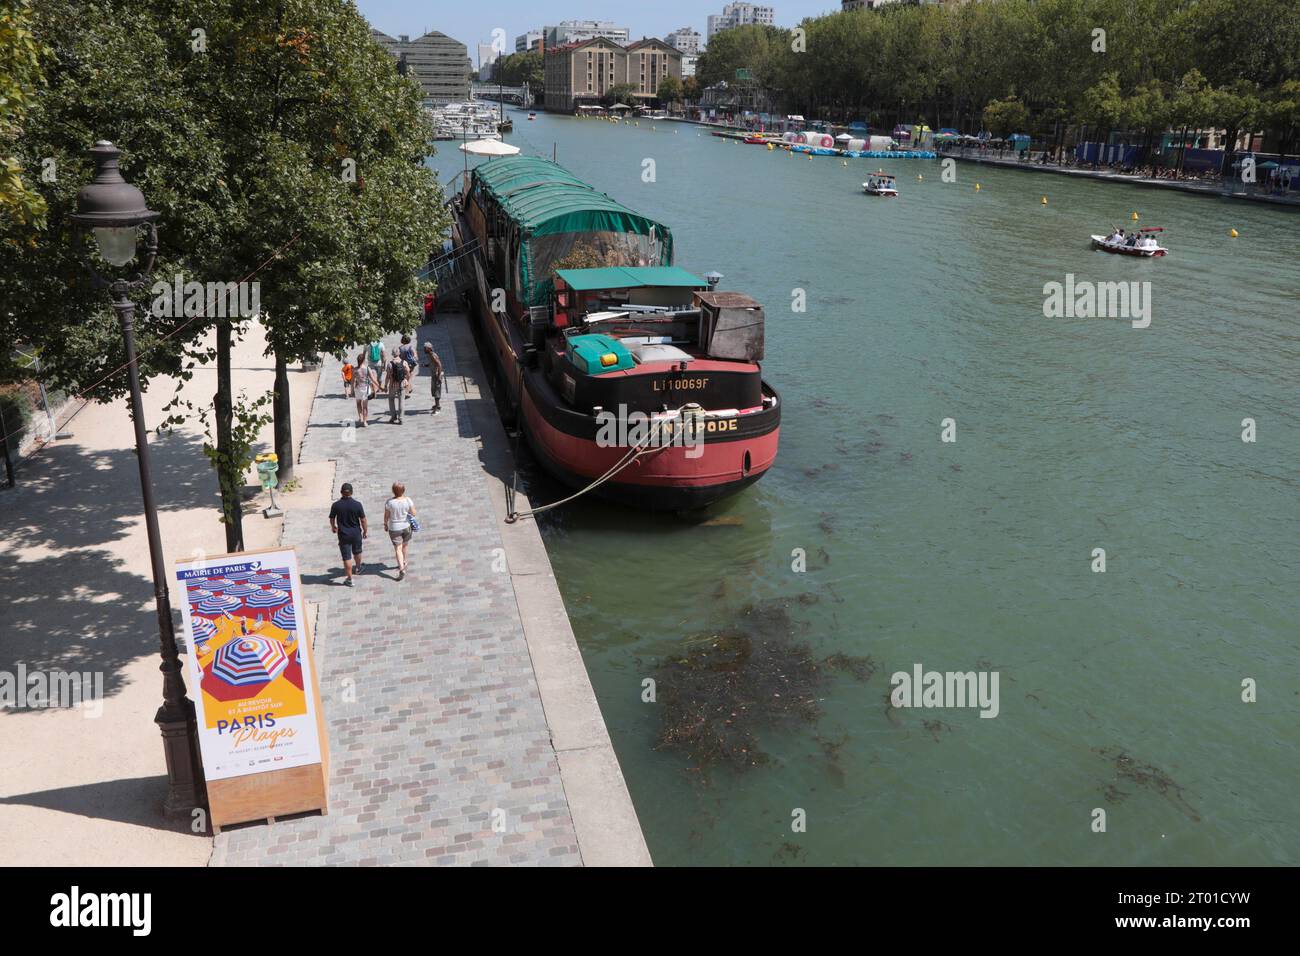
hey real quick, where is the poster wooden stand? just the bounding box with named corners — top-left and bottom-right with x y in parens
top-left (174, 546), bottom-right (330, 833)
top-left (208, 605), bottom-right (329, 831)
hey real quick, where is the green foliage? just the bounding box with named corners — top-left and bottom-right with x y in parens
top-left (0, 0), bottom-right (48, 239)
top-left (2, 0), bottom-right (446, 391)
top-left (202, 389), bottom-right (272, 529)
top-left (696, 24), bottom-right (790, 91)
top-left (982, 96), bottom-right (1030, 137)
top-left (601, 83), bottom-right (639, 108)
top-left (493, 51), bottom-right (543, 90)
top-left (689, 0), bottom-right (1299, 149)
top-left (657, 74), bottom-right (683, 106)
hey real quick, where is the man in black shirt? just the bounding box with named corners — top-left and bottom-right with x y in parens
top-left (328, 482), bottom-right (368, 585)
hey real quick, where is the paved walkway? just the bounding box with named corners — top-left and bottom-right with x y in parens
top-left (212, 314), bottom-right (648, 866)
top-left (947, 149), bottom-right (1300, 207)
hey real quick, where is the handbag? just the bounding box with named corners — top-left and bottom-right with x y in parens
top-left (408, 515), bottom-right (420, 533)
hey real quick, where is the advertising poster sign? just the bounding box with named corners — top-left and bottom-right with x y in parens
top-left (174, 547), bottom-right (322, 782)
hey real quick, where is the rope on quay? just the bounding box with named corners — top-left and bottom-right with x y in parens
top-left (505, 404), bottom-right (697, 522)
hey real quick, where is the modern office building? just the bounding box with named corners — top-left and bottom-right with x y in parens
top-left (476, 42), bottom-right (499, 81)
top-left (665, 27), bottom-right (703, 56)
top-left (546, 20), bottom-right (630, 47)
top-left (544, 37), bottom-right (683, 112)
top-left (682, 54), bottom-right (698, 79)
top-left (372, 29), bottom-right (471, 105)
top-left (515, 29), bottom-right (543, 53)
top-left (706, 4), bottom-right (775, 42)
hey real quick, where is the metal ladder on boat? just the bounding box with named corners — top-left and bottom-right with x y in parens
top-left (422, 236), bottom-right (480, 304)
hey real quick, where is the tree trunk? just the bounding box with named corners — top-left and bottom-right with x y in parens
top-left (215, 317), bottom-right (244, 552)
top-left (272, 351), bottom-right (294, 489)
top-left (1221, 125), bottom-right (1239, 179)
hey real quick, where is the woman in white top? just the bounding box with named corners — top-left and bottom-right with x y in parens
top-left (383, 481), bottom-right (417, 580)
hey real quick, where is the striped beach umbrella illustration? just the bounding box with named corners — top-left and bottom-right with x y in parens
top-left (223, 570), bottom-right (257, 581)
top-left (194, 594), bottom-right (241, 616)
top-left (210, 635), bottom-right (290, 687)
top-left (187, 587), bottom-right (214, 601)
top-left (249, 572), bottom-right (285, 585)
top-left (222, 583), bottom-right (263, 598)
top-left (246, 588), bottom-right (290, 611)
top-left (190, 617), bottom-right (217, 644)
top-left (200, 578), bottom-right (234, 592)
top-left (271, 605), bottom-right (297, 632)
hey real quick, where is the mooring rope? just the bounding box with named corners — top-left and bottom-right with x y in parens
top-left (505, 404), bottom-right (698, 523)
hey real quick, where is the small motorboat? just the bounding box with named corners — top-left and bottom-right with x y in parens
top-left (862, 172), bottom-right (898, 196)
top-left (743, 135), bottom-right (769, 145)
top-left (1091, 226), bottom-right (1168, 256)
top-left (527, 112), bottom-right (536, 121)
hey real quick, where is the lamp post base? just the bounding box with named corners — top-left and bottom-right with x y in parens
top-left (156, 698), bottom-right (205, 818)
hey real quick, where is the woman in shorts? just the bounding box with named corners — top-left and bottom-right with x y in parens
top-left (354, 351), bottom-right (379, 427)
top-left (383, 481), bottom-right (417, 580)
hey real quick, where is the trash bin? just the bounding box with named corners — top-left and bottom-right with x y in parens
top-left (255, 454), bottom-right (279, 491)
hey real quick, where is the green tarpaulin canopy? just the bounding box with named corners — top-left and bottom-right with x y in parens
top-left (470, 157), bottom-right (673, 306)
top-left (556, 266), bottom-right (705, 291)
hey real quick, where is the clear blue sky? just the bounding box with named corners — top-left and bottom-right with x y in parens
top-left (355, 0), bottom-right (840, 52)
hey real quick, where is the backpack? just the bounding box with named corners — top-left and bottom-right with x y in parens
top-left (400, 344), bottom-right (417, 366)
top-left (389, 359), bottom-right (407, 383)
top-left (369, 342), bottom-right (383, 364)
top-left (342, 363), bottom-right (354, 382)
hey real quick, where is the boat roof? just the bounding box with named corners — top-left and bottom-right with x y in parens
top-left (556, 265), bottom-right (706, 291)
top-left (471, 156), bottom-right (670, 240)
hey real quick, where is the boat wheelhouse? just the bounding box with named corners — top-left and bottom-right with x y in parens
top-left (449, 156), bottom-right (779, 510)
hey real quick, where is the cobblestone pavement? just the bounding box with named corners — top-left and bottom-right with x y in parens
top-left (211, 316), bottom-right (582, 865)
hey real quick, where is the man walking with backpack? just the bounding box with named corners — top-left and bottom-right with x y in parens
top-left (399, 335), bottom-right (418, 398)
top-left (383, 347), bottom-right (408, 424)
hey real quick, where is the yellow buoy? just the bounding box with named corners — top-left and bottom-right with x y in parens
top-left (842, 160), bottom-right (848, 166)
top-left (808, 154), bottom-right (813, 161)
top-left (1131, 211), bottom-right (1139, 220)
top-left (917, 174), bottom-right (923, 181)
top-left (975, 183), bottom-right (981, 191)
top-left (1041, 196), bottom-right (1048, 205)
top-left (1230, 228), bottom-right (1239, 237)
top-left (767, 142), bottom-right (774, 151)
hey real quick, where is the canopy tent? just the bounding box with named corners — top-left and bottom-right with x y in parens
top-left (556, 266), bottom-right (706, 292)
top-left (608, 103), bottom-right (632, 111)
top-left (458, 138), bottom-right (521, 157)
top-left (469, 156), bottom-right (673, 307)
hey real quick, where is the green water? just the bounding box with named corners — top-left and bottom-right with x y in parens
top-left (430, 113), bottom-right (1299, 866)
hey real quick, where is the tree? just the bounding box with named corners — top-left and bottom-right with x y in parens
top-left (493, 51), bottom-right (543, 90)
top-left (0, 0), bottom-right (47, 243)
top-left (7, 0), bottom-right (444, 549)
top-left (695, 24), bottom-right (790, 90)
top-left (657, 74), bottom-right (683, 107)
top-left (983, 95), bottom-right (1030, 137)
top-left (602, 83), bottom-right (639, 108)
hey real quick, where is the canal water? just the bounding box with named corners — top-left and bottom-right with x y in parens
top-left (429, 113), bottom-right (1299, 866)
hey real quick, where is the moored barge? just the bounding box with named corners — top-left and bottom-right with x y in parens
top-left (449, 156), bottom-right (779, 510)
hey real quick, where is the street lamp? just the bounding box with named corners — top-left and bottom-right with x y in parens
top-left (69, 141), bottom-right (202, 816)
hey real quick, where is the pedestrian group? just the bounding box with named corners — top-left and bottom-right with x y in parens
top-left (330, 332), bottom-right (444, 584)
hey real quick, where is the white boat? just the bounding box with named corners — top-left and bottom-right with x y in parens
top-left (1091, 227), bottom-right (1168, 257)
top-left (862, 172), bottom-right (898, 197)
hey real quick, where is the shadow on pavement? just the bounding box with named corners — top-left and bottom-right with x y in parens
top-left (0, 775), bottom-right (203, 835)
